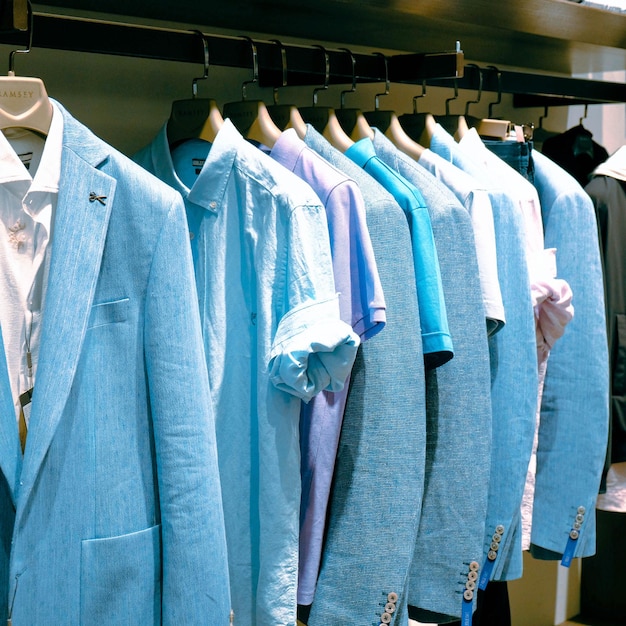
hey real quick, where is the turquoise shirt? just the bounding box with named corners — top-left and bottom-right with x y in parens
top-left (345, 137), bottom-right (453, 368)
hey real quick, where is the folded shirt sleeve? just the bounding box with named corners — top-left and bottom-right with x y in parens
top-left (268, 294), bottom-right (360, 402)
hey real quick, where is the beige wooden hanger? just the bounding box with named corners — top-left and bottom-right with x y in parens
top-left (0, 3), bottom-right (53, 138)
top-left (299, 45), bottom-right (354, 153)
top-left (222, 36), bottom-right (281, 148)
top-left (167, 30), bottom-right (223, 148)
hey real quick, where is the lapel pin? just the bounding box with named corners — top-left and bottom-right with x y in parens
top-left (89, 192), bottom-right (107, 205)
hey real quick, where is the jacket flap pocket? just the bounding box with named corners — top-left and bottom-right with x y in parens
top-left (87, 298), bottom-right (129, 329)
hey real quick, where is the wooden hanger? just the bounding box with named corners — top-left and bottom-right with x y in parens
top-left (299, 45), bottom-right (353, 152)
top-left (265, 40), bottom-right (307, 138)
top-left (222, 36), bottom-right (281, 148)
top-left (167, 31), bottom-right (223, 148)
top-left (363, 54), bottom-right (423, 160)
top-left (0, 3), bottom-right (53, 138)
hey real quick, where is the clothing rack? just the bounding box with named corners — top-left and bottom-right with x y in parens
top-left (0, 12), bottom-right (464, 85)
top-left (0, 12), bottom-right (624, 105)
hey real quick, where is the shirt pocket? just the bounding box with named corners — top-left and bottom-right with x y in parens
top-left (87, 298), bottom-right (129, 330)
top-left (80, 524), bottom-right (162, 625)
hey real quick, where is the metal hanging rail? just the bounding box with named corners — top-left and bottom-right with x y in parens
top-left (430, 64), bottom-right (626, 106)
top-left (0, 11), bottom-right (623, 103)
top-left (0, 11), bottom-right (464, 85)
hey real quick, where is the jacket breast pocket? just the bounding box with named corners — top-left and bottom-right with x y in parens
top-left (87, 298), bottom-right (129, 330)
top-left (80, 524), bottom-right (162, 625)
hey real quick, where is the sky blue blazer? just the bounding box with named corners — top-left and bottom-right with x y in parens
top-left (0, 102), bottom-right (231, 624)
top-left (372, 131), bottom-right (492, 623)
top-left (530, 151), bottom-right (609, 563)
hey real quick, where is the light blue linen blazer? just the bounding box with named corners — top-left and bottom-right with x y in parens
top-left (304, 126), bottom-right (425, 626)
top-left (0, 101), bottom-right (232, 624)
top-left (372, 130), bottom-right (492, 623)
top-left (530, 151), bottom-right (609, 561)
top-left (430, 127), bottom-right (538, 582)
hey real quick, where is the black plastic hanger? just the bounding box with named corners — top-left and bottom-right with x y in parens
top-left (222, 36), bottom-right (281, 148)
top-left (298, 45), bottom-right (353, 152)
top-left (265, 39), bottom-right (307, 138)
top-left (334, 48), bottom-right (373, 141)
top-left (475, 66), bottom-right (512, 140)
top-left (363, 53), bottom-right (424, 160)
top-left (398, 80), bottom-right (437, 147)
top-left (166, 30), bottom-right (223, 148)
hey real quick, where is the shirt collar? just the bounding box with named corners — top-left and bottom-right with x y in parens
top-left (147, 123), bottom-right (190, 196)
top-left (270, 128), bottom-right (306, 171)
top-left (344, 136), bottom-right (377, 169)
top-left (0, 100), bottom-right (63, 192)
top-left (148, 118), bottom-right (243, 213)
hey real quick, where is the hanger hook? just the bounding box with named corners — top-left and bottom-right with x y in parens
top-left (464, 64), bottom-right (483, 117)
top-left (8, 0), bottom-right (34, 76)
top-left (240, 35), bottom-right (259, 101)
top-left (270, 39), bottom-right (288, 105)
top-left (312, 44), bottom-right (329, 106)
top-left (339, 47), bottom-right (357, 109)
top-left (445, 78), bottom-right (459, 116)
top-left (486, 65), bottom-right (502, 118)
top-left (579, 103), bottom-right (588, 126)
top-left (373, 52), bottom-right (390, 110)
top-left (191, 30), bottom-right (209, 99)
top-left (412, 80), bottom-right (427, 114)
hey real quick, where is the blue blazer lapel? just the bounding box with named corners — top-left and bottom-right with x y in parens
top-left (0, 328), bottom-right (23, 506)
top-left (17, 123), bottom-right (116, 510)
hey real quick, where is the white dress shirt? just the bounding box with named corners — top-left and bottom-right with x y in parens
top-left (0, 101), bottom-right (62, 426)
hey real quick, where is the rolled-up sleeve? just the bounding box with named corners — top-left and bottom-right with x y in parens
top-left (269, 294), bottom-right (359, 401)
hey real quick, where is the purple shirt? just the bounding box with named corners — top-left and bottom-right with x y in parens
top-left (269, 129), bottom-right (386, 605)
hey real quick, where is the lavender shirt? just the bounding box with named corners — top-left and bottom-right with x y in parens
top-left (269, 129), bottom-right (386, 605)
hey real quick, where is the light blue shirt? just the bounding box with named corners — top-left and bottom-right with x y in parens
top-left (268, 129), bottom-right (386, 605)
top-left (134, 119), bottom-right (360, 626)
top-left (345, 137), bottom-right (453, 368)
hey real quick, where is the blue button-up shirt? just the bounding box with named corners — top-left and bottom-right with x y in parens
top-left (134, 119), bottom-right (359, 625)
top-left (345, 137), bottom-right (453, 368)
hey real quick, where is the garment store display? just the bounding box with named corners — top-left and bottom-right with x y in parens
top-left (0, 99), bottom-right (232, 623)
top-left (0, 3), bottom-right (622, 623)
